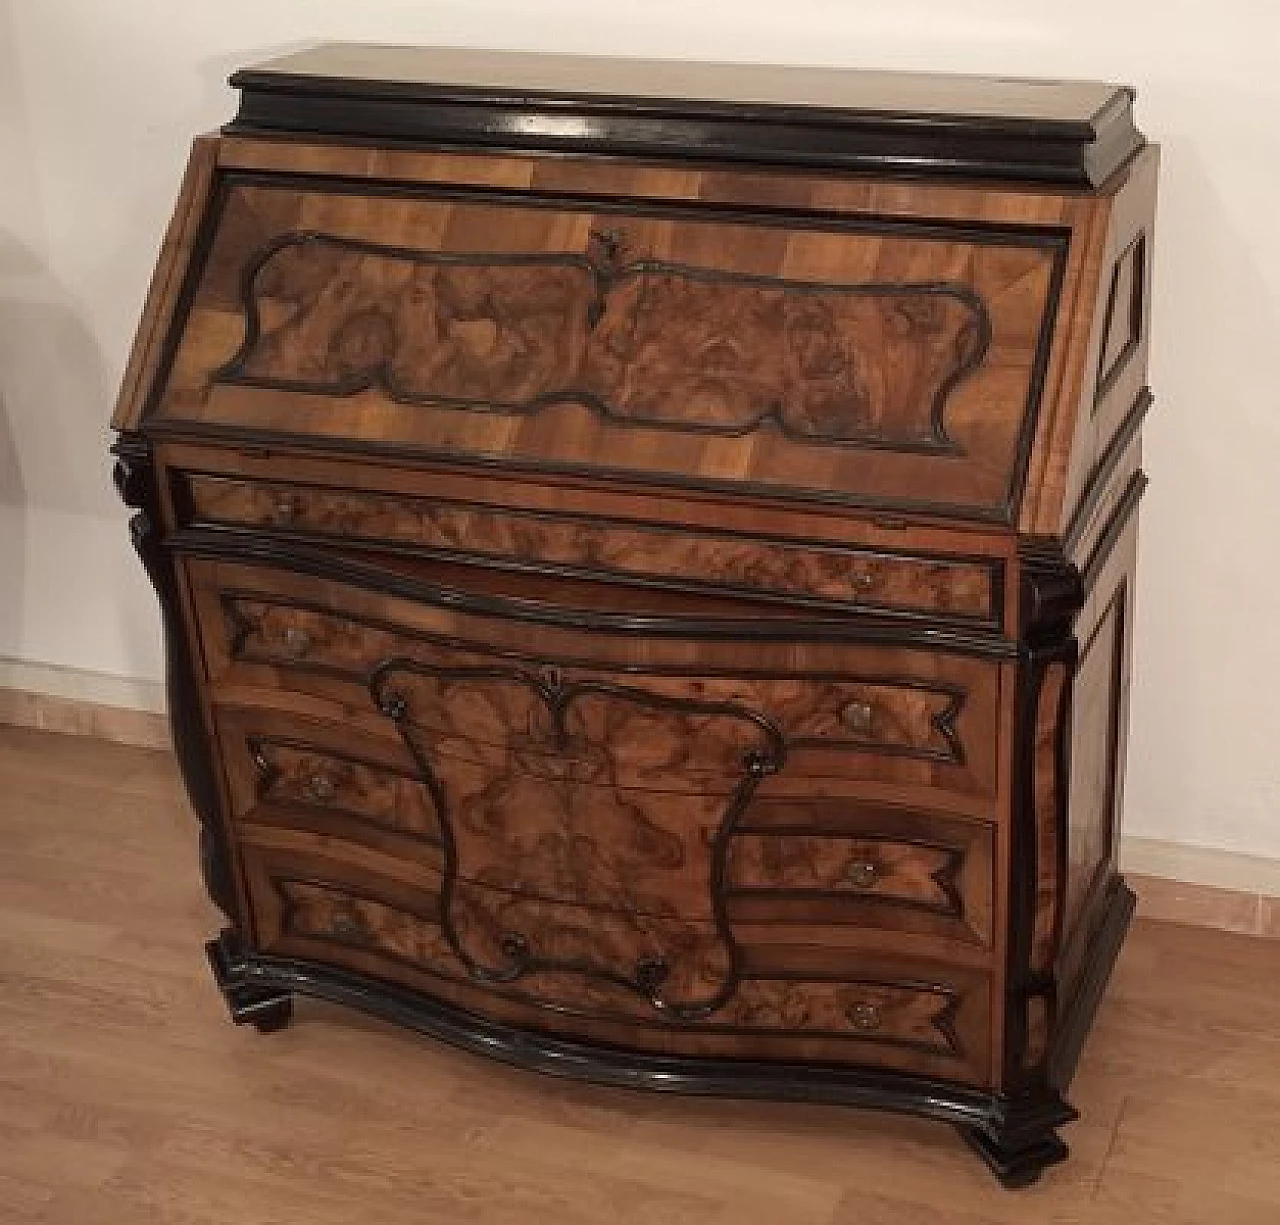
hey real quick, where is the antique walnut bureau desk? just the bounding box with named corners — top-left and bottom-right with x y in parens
top-left (111, 45), bottom-right (1156, 1185)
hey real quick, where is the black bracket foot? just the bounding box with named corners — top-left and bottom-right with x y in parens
top-left (206, 930), bottom-right (293, 1034)
top-left (959, 1087), bottom-right (1076, 1187)
top-left (960, 1123), bottom-right (1068, 1188)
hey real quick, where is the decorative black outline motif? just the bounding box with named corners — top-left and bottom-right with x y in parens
top-left (142, 174), bottom-right (1071, 526)
top-left (211, 227), bottom-right (992, 454)
top-left (218, 588), bottom-right (973, 770)
top-left (246, 734), bottom-right (445, 850)
top-left (268, 871), bottom-right (963, 1057)
top-left (1093, 232), bottom-right (1147, 410)
top-left (366, 655), bottom-right (786, 1021)
top-left (723, 831), bottom-right (966, 922)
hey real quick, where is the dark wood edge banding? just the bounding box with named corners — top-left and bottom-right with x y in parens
top-left (178, 527), bottom-right (1019, 658)
top-left (1079, 471), bottom-right (1146, 593)
top-left (1093, 232), bottom-right (1147, 409)
top-left (213, 228), bottom-right (990, 457)
top-left (1064, 387), bottom-right (1151, 551)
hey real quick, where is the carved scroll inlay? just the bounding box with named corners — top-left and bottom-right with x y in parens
top-left (368, 658), bottom-right (787, 1021)
top-left (214, 231), bottom-right (991, 452)
top-left (274, 875), bottom-right (963, 1053)
top-left (220, 595), bottom-right (972, 772)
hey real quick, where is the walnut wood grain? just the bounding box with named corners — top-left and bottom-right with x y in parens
top-left (726, 832), bottom-right (957, 905)
top-left (109, 136), bottom-right (220, 433)
top-left (183, 558), bottom-right (999, 803)
top-left (241, 838), bottom-right (979, 1072)
top-left (1030, 661), bottom-right (1069, 977)
top-left (180, 470), bottom-right (998, 623)
top-left (156, 181), bottom-right (1062, 520)
top-left (727, 797), bottom-right (994, 949)
top-left (1066, 592), bottom-right (1125, 937)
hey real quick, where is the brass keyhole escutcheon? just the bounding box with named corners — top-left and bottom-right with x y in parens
top-left (330, 912), bottom-right (363, 938)
top-left (846, 860), bottom-right (879, 890)
top-left (305, 774), bottom-right (337, 804)
top-left (847, 1001), bottom-right (882, 1033)
top-left (840, 700), bottom-right (874, 734)
top-left (281, 627), bottom-right (312, 658)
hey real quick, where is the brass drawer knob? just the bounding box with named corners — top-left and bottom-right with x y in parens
top-left (851, 572), bottom-right (875, 593)
top-left (270, 497), bottom-right (297, 526)
top-left (845, 860), bottom-right (879, 889)
top-left (281, 627), bottom-right (312, 658)
top-left (840, 700), bottom-right (875, 734)
top-left (304, 774), bottom-right (337, 804)
top-left (329, 912), bottom-right (364, 938)
top-left (847, 1002), bottom-right (882, 1033)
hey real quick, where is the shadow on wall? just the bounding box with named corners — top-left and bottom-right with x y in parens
top-left (0, 386), bottom-right (26, 657)
top-left (0, 230), bottom-right (116, 520)
top-left (0, 228), bottom-right (31, 657)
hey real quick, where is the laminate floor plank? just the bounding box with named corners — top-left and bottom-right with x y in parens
top-left (1, 728), bottom-right (1278, 1223)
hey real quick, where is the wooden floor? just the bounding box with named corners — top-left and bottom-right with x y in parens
top-left (2, 727), bottom-right (1279, 1223)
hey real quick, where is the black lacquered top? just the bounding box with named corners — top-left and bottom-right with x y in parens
top-left (228, 43), bottom-right (1144, 187)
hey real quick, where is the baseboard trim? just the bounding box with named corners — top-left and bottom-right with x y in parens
top-left (1121, 835), bottom-right (1280, 897)
top-left (0, 659), bottom-right (169, 751)
top-left (0, 657), bottom-right (165, 712)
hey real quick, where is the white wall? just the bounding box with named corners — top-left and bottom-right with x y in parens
top-left (2, 1), bottom-right (1279, 862)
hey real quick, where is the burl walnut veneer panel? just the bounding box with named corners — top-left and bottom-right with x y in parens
top-left (111, 44), bottom-right (1155, 1188)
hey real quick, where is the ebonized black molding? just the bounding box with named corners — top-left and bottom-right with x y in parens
top-left (112, 432), bottom-right (243, 928)
top-left (1064, 386), bottom-right (1151, 552)
top-left (205, 926), bottom-right (1072, 1187)
top-left (226, 51), bottom-right (1143, 187)
top-left (175, 525), bottom-right (1020, 658)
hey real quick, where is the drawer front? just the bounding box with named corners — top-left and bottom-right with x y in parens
top-left (725, 800), bottom-right (993, 947)
top-left (242, 833), bottom-right (990, 1082)
top-left (218, 705), bottom-right (728, 922)
top-left (188, 559), bottom-right (1001, 807)
top-left (155, 178), bottom-right (1065, 520)
top-left (177, 470), bottom-right (1000, 625)
top-left (216, 706), bottom-right (445, 853)
top-left (217, 707), bottom-right (993, 964)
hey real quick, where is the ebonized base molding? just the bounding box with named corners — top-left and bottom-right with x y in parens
top-left (206, 931), bottom-right (294, 1033)
top-left (203, 877), bottom-right (1134, 1188)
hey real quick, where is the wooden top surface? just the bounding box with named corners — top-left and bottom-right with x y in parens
top-left (228, 44), bottom-right (1143, 186)
top-left (235, 44), bottom-right (1127, 134)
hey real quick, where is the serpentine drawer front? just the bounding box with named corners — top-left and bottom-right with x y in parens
top-left (176, 469), bottom-right (1002, 625)
top-left (112, 44), bottom-right (1155, 1186)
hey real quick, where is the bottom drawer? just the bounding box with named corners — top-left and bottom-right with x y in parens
top-left (241, 830), bottom-right (991, 1085)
